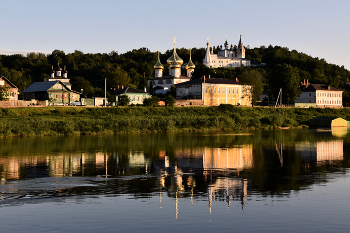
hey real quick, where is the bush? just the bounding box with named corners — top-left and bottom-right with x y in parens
top-left (118, 95), bottom-right (130, 106)
top-left (165, 95), bottom-right (176, 107)
top-left (143, 96), bottom-right (160, 107)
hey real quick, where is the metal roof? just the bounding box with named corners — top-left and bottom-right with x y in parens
top-left (301, 84), bottom-right (342, 92)
top-left (112, 87), bottom-right (149, 95)
top-left (176, 77), bottom-right (240, 86)
top-left (23, 81), bottom-right (70, 93)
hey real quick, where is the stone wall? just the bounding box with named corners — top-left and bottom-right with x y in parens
top-left (0, 100), bottom-right (47, 107)
top-left (175, 99), bottom-right (203, 106)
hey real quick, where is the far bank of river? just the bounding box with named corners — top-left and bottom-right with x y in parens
top-left (1, 105), bottom-right (350, 137)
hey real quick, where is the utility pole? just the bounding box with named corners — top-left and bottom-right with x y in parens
top-left (104, 78), bottom-right (106, 107)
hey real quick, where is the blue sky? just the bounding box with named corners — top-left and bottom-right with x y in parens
top-left (1, 0), bottom-right (350, 69)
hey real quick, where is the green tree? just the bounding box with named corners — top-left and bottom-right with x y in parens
top-left (238, 69), bottom-right (264, 106)
top-left (269, 64), bottom-right (301, 104)
top-left (118, 95), bottom-right (130, 106)
top-left (165, 95), bottom-right (176, 107)
top-left (70, 76), bottom-right (94, 96)
top-left (143, 96), bottom-right (160, 107)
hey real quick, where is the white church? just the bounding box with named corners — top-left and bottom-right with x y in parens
top-left (203, 35), bottom-right (251, 68)
top-left (148, 40), bottom-right (195, 94)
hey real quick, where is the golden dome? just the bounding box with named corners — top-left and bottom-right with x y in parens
top-left (167, 46), bottom-right (183, 66)
top-left (154, 51), bottom-right (164, 69)
top-left (170, 59), bottom-right (181, 69)
top-left (185, 49), bottom-right (195, 70)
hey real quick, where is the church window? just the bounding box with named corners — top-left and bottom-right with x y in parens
top-left (166, 79), bottom-right (172, 84)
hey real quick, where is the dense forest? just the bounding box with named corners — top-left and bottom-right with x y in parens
top-left (1, 45), bottom-right (350, 104)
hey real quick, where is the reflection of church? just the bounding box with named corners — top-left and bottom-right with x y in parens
top-left (156, 145), bottom-right (253, 216)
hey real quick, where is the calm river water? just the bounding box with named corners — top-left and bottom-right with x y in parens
top-left (1, 129), bottom-right (350, 232)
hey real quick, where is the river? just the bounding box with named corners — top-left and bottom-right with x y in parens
top-left (1, 129), bottom-right (350, 232)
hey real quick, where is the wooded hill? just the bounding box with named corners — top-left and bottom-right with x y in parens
top-left (1, 45), bottom-right (349, 104)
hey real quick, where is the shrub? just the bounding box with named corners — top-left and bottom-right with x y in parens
top-left (165, 95), bottom-right (176, 107)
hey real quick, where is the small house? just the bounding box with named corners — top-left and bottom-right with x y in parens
top-left (23, 80), bottom-right (80, 105)
top-left (0, 76), bottom-right (19, 102)
top-left (112, 86), bottom-right (151, 105)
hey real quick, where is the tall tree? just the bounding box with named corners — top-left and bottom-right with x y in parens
top-left (269, 64), bottom-right (301, 104)
top-left (238, 69), bottom-right (264, 106)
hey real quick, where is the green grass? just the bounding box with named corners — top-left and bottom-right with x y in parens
top-left (0, 105), bottom-right (349, 137)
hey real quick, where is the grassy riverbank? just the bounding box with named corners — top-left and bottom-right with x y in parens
top-left (1, 105), bottom-right (350, 137)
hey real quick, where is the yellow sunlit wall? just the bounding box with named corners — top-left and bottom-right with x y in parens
top-left (203, 84), bottom-right (251, 106)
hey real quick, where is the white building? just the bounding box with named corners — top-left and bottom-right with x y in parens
top-left (148, 41), bottom-right (195, 95)
top-left (295, 80), bottom-right (343, 108)
top-left (203, 35), bottom-right (251, 68)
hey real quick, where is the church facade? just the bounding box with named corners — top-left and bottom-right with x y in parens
top-left (203, 35), bottom-right (251, 68)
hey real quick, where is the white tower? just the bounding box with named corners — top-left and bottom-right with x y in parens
top-left (167, 38), bottom-right (183, 77)
top-left (63, 65), bottom-right (68, 78)
top-left (154, 51), bottom-right (164, 78)
top-left (186, 49), bottom-right (195, 78)
top-left (203, 39), bottom-right (212, 68)
top-left (237, 35), bottom-right (245, 59)
top-left (55, 63), bottom-right (62, 77)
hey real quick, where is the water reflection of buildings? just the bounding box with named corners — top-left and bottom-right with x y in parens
top-left (1, 145), bottom-right (252, 217)
top-left (0, 151), bottom-right (150, 180)
top-left (296, 140), bottom-right (343, 166)
top-left (203, 146), bottom-right (253, 171)
top-left (157, 145), bottom-right (253, 217)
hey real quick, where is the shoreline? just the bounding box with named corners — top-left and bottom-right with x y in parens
top-left (1, 105), bottom-right (348, 138)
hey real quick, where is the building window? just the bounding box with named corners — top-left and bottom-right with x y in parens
top-left (205, 87), bottom-right (208, 93)
top-left (228, 88), bottom-right (231, 94)
top-left (309, 93), bottom-right (311, 97)
top-left (209, 87), bottom-right (212, 94)
top-left (218, 88), bottom-right (221, 94)
top-left (214, 88), bottom-right (216, 94)
top-left (222, 88), bottom-right (225, 94)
